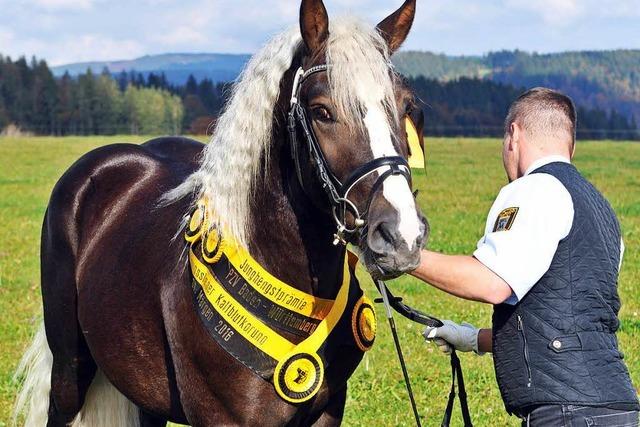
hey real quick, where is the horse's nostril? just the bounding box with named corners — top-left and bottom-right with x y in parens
top-left (378, 222), bottom-right (396, 244)
top-left (368, 221), bottom-right (396, 254)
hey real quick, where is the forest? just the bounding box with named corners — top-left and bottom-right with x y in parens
top-left (408, 76), bottom-right (639, 139)
top-left (0, 56), bottom-right (184, 136)
top-left (1, 54), bottom-right (638, 140)
top-left (394, 49), bottom-right (640, 126)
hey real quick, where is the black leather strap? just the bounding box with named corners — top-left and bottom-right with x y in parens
top-left (373, 282), bottom-right (443, 328)
top-left (442, 351), bottom-right (472, 427)
top-left (341, 155), bottom-right (409, 194)
top-left (374, 282), bottom-right (473, 427)
top-left (289, 104), bottom-right (342, 203)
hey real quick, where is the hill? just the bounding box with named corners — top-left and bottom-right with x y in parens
top-left (52, 49), bottom-right (640, 122)
top-left (51, 53), bottom-right (251, 85)
top-left (395, 50), bottom-right (640, 123)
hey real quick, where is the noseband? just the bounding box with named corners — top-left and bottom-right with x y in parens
top-left (287, 65), bottom-right (412, 246)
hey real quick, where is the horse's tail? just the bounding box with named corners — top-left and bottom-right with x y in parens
top-left (69, 371), bottom-right (140, 427)
top-left (12, 323), bottom-right (53, 427)
top-left (13, 322), bottom-right (140, 427)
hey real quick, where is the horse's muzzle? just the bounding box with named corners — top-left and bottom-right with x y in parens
top-left (362, 210), bottom-right (428, 280)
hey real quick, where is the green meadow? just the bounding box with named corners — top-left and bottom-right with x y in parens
top-left (1, 136), bottom-right (638, 426)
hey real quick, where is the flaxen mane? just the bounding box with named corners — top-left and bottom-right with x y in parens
top-left (164, 17), bottom-right (398, 246)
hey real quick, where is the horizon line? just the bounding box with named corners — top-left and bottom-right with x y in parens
top-left (0, 47), bottom-right (634, 68)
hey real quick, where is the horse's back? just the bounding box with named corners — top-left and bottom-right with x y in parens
top-left (45, 136), bottom-right (202, 254)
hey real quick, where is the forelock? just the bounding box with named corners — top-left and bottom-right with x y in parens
top-left (325, 16), bottom-right (398, 133)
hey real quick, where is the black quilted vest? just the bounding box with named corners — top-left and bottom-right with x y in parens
top-left (492, 162), bottom-right (639, 416)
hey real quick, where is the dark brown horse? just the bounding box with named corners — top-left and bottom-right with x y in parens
top-left (14, 1), bottom-right (428, 425)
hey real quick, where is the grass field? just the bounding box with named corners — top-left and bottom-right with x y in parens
top-left (1, 136), bottom-right (638, 426)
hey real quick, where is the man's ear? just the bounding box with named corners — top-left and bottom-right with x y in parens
top-left (300, 0), bottom-right (329, 55)
top-left (509, 122), bottom-right (520, 151)
top-left (570, 141), bottom-right (576, 159)
top-left (376, 0), bottom-right (416, 55)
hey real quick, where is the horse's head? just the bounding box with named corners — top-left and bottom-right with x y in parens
top-left (289, 0), bottom-right (428, 280)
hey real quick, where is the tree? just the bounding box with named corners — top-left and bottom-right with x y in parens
top-left (124, 85), bottom-right (183, 135)
top-left (31, 59), bottom-right (58, 134)
top-left (0, 94), bottom-right (8, 130)
top-left (56, 72), bottom-right (74, 135)
top-left (95, 71), bottom-right (124, 134)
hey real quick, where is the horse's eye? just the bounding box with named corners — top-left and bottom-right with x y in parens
top-left (311, 106), bottom-right (334, 123)
top-left (405, 100), bottom-right (416, 115)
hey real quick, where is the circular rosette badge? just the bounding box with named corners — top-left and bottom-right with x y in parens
top-left (352, 296), bottom-right (377, 352)
top-left (201, 227), bottom-right (225, 264)
top-left (185, 204), bottom-right (205, 243)
top-left (274, 352), bottom-right (324, 404)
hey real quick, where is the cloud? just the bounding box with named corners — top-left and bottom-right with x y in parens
top-left (0, 0), bottom-right (638, 64)
top-left (595, 0), bottom-right (640, 17)
top-left (48, 35), bottom-right (145, 65)
top-left (32, 0), bottom-right (95, 10)
top-left (143, 0), bottom-right (300, 53)
top-left (0, 29), bottom-right (51, 61)
top-left (0, 28), bottom-right (14, 46)
top-left (505, 0), bottom-right (582, 26)
top-left (151, 26), bottom-right (210, 47)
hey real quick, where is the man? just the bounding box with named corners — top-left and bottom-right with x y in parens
top-left (413, 88), bottom-right (639, 425)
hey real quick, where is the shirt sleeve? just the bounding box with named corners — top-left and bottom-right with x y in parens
top-left (473, 174), bottom-right (574, 304)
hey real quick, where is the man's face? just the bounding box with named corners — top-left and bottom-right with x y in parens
top-left (502, 126), bottom-right (519, 183)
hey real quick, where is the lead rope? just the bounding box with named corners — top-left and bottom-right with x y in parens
top-left (374, 279), bottom-right (473, 427)
top-left (377, 280), bottom-right (423, 427)
top-left (442, 351), bottom-right (472, 427)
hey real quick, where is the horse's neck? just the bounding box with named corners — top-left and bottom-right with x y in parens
top-left (246, 144), bottom-right (344, 300)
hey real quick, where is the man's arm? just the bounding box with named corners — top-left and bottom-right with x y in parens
top-left (412, 250), bottom-right (513, 305)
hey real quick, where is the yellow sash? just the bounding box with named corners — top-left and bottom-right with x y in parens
top-left (185, 201), bottom-right (375, 403)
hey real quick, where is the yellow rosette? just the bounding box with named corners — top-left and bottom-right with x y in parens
top-left (273, 352), bottom-right (324, 404)
top-left (185, 203), bottom-right (205, 243)
top-left (202, 227), bottom-right (225, 264)
top-left (352, 296), bottom-right (377, 352)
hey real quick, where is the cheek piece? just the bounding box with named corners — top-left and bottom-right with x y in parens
top-left (287, 65), bottom-right (413, 246)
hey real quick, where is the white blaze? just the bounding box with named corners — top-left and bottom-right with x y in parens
top-left (363, 104), bottom-right (422, 250)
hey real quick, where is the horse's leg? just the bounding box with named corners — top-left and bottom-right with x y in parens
top-left (41, 208), bottom-right (97, 426)
top-left (309, 387), bottom-right (347, 427)
top-left (139, 409), bottom-right (168, 427)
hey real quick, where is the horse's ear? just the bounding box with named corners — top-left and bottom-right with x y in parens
top-left (376, 0), bottom-right (416, 54)
top-left (300, 0), bottom-right (329, 54)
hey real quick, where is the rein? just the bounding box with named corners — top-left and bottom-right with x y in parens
top-left (374, 279), bottom-right (472, 427)
top-left (287, 65), bottom-right (411, 246)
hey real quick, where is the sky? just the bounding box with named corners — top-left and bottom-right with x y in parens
top-left (0, 0), bottom-right (639, 66)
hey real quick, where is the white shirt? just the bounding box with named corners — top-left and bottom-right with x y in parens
top-left (473, 155), bottom-right (624, 305)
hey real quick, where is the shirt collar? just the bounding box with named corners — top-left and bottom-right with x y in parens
top-left (524, 155), bottom-right (571, 176)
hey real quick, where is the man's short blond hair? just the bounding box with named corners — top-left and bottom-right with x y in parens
top-left (505, 87), bottom-right (577, 147)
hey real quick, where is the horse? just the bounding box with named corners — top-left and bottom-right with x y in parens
top-left (13, 0), bottom-right (428, 425)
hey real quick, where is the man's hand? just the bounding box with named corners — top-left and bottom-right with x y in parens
top-left (423, 320), bottom-right (480, 354)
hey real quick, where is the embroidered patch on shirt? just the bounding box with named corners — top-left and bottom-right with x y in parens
top-left (493, 207), bottom-right (519, 232)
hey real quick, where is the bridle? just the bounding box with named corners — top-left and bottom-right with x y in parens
top-left (287, 64), bottom-right (412, 246)
top-left (288, 63), bottom-right (472, 427)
